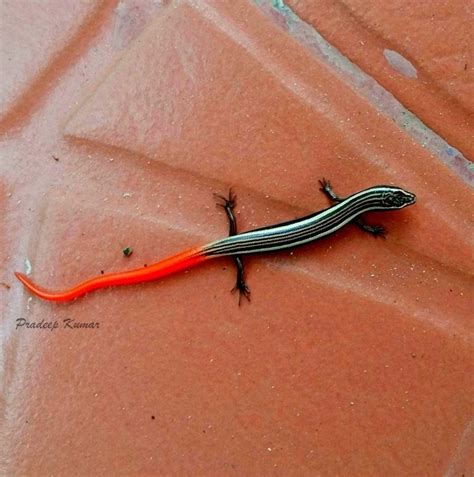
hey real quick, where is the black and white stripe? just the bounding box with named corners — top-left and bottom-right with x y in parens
top-left (203, 186), bottom-right (415, 257)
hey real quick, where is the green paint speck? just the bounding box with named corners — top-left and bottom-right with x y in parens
top-left (122, 247), bottom-right (133, 257)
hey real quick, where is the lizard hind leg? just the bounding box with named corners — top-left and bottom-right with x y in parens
top-left (231, 256), bottom-right (251, 306)
top-left (213, 188), bottom-right (238, 235)
top-left (214, 188), bottom-right (251, 305)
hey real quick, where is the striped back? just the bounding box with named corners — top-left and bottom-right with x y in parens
top-left (203, 186), bottom-right (415, 256)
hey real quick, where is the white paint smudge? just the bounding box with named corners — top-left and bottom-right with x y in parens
top-left (24, 258), bottom-right (32, 275)
top-left (384, 49), bottom-right (418, 78)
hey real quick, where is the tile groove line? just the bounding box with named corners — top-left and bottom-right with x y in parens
top-left (185, 0), bottom-right (472, 257)
top-left (254, 0), bottom-right (473, 183)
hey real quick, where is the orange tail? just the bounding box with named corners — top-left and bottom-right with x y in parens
top-left (15, 246), bottom-right (210, 302)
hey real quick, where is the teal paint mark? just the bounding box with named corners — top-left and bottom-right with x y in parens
top-left (253, 0), bottom-right (473, 184)
top-left (272, 0), bottom-right (290, 11)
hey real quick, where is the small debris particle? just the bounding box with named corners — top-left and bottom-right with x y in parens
top-left (123, 192), bottom-right (132, 198)
top-left (122, 247), bottom-right (133, 257)
top-left (100, 270), bottom-right (104, 275)
top-left (0, 282), bottom-right (11, 289)
top-left (52, 155), bottom-right (59, 162)
top-left (151, 415), bottom-right (155, 420)
top-left (25, 259), bottom-right (32, 275)
top-left (144, 264), bottom-right (148, 267)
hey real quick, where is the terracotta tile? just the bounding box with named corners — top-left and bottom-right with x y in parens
top-left (1, 0), bottom-right (473, 475)
top-left (0, 0), bottom-right (115, 130)
top-left (286, 0), bottom-right (474, 157)
top-left (0, 180), bottom-right (11, 318)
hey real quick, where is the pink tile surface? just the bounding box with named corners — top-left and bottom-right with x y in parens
top-left (0, 0), bottom-right (116, 131)
top-left (287, 0), bottom-right (474, 158)
top-left (1, 0), bottom-right (473, 474)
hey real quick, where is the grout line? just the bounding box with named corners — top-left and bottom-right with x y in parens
top-left (255, 0), bottom-right (473, 185)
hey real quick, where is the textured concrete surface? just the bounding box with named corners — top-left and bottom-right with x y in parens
top-left (1, 0), bottom-right (473, 475)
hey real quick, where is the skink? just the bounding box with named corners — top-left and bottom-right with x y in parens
top-left (15, 179), bottom-right (416, 303)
